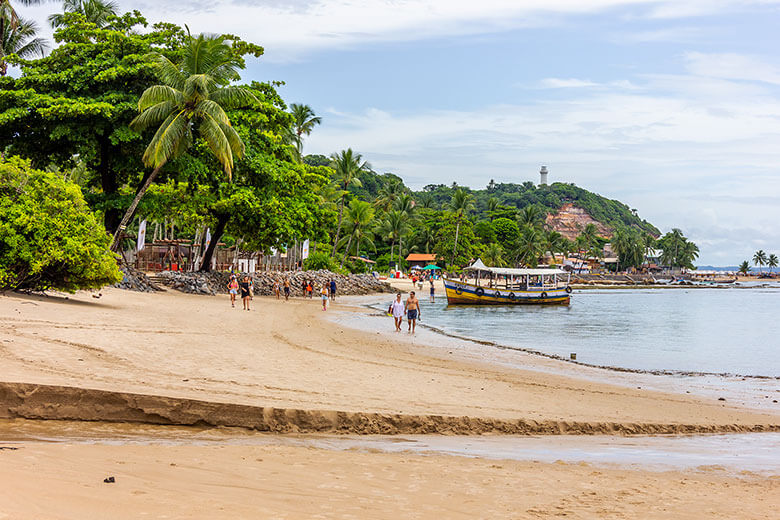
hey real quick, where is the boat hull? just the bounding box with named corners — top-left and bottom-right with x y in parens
top-left (444, 279), bottom-right (570, 305)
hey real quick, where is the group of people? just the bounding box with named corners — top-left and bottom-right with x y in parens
top-left (230, 276), bottom-right (338, 311)
top-left (388, 291), bottom-right (422, 333)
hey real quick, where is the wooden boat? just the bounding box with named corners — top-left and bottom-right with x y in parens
top-left (444, 260), bottom-right (572, 306)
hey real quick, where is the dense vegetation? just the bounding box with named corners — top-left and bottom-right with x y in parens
top-left (0, 2), bottom-right (699, 291)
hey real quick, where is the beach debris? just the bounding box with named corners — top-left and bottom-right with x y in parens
top-left (570, 353), bottom-right (577, 360)
top-left (718, 397), bottom-right (726, 401)
top-left (0, 446), bottom-right (19, 450)
top-left (103, 476), bottom-right (115, 483)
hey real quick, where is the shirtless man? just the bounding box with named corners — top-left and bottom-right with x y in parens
top-left (406, 291), bottom-right (421, 334)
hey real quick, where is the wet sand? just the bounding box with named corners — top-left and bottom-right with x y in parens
top-left (0, 289), bottom-right (777, 432)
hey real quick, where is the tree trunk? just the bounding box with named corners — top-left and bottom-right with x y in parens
top-left (340, 232), bottom-right (354, 269)
top-left (389, 238), bottom-right (395, 268)
top-left (199, 215), bottom-right (229, 272)
top-left (332, 192), bottom-right (345, 257)
top-left (110, 166), bottom-right (162, 252)
top-left (97, 136), bottom-right (121, 233)
top-left (451, 219), bottom-right (461, 266)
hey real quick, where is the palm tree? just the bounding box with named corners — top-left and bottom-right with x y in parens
top-left (487, 196), bottom-right (499, 215)
top-left (417, 192), bottom-right (434, 209)
top-left (482, 243), bottom-right (506, 267)
top-left (518, 205), bottom-right (541, 228)
top-left (449, 188), bottom-right (474, 266)
top-left (339, 200), bottom-right (375, 268)
top-left (375, 179), bottom-right (404, 211)
top-left (411, 226), bottom-right (436, 255)
top-left (377, 210), bottom-right (408, 268)
top-left (753, 250), bottom-right (767, 274)
top-left (544, 230), bottom-right (563, 265)
top-left (110, 32), bottom-right (257, 251)
top-left (48, 0), bottom-right (119, 28)
top-left (0, 10), bottom-right (45, 75)
top-left (515, 225), bottom-right (544, 267)
top-left (289, 103), bottom-right (321, 158)
top-left (330, 148), bottom-right (368, 257)
top-left (768, 253), bottom-right (778, 272)
top-left (738, 261), bottom-right (750, 276)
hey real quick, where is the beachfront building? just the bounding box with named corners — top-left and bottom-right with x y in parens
top-left (405, 253), bottom-right (438, 269)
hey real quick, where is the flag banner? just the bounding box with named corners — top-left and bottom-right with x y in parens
top-left (137, 219), bottom-right (147, 251)
top-left (204, 228), bottom-right (211, 249)
top-left (302, 239), bottom-right (310, 259)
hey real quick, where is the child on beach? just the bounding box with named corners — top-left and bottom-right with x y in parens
top-left (321, 285), bottom-right (329, 310)
top-left (227, 275), bottom-right (239, 308)
top-left (429, 279), bottom-right (435, 303)
top-left (307, 281), bottom-right (314, 299)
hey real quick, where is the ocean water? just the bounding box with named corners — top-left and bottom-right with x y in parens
top-left (374, 286), bottom-right (780, 377)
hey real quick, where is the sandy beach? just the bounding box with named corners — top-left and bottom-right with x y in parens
top-left (1, 287), bottom-right (778, 518)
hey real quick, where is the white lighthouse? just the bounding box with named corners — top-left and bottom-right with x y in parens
top-left (539, 165), bottom-right (548, 186)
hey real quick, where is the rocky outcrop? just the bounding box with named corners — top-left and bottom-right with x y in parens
top-left (113, 267), bottom-right (164, 292)
top-left (153, 270), bottom-right (393, 296)
top-left (545, 203), bottom-right (611, 240)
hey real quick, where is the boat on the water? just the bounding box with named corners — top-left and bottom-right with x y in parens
top-left (444, 259), bottom-right (572, 306)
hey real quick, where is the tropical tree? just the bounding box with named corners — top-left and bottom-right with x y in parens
top-left (110, 32), bottom-right (260, 251)
top-left (49, 0), bottom-right (119, 28)
top-left (482, 243), bottom-right (506, 267)
top-left (417, 192), bottom-right (434, 209)
top-left (377, 210), bottom-right (408, 267)
top-left (410, 225), bottom-right (436, 254)
top-left (487, 196), bottom-right (499, 215)
top-left (738, 261), bottom-right (750, 275)
top-left (518, 205), bottom-right (542, 228)
top-left (449, 188), bottom-right (475, 266)
top-left (752, 250), bottom-right (767, 274)
top-left (544, 230), bottom-right (564, 265)
top-left (288, 103), bottom-right (321, 158)
top-left (339, 199), bottom-right (375, 268)
top-left (374, 178), bottom-right (404, 211)
top-left (768, 253), bottom-right (778, 271)
top-left (330, 148), bottom-right (367, 256)
top-left (514, 225), bottom-right (544, 267)
top-left (0, 9), bottom-right (45, 76)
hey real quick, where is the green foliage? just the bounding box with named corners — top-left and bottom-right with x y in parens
top-left (658, 229), bottom-right (698, 269)
top-left (0, 156), bottom-right (121, 292)
top-left (738, 261), bottom-right (750, 275)
top-left (491, 217), bottom-right (519, 248)
top-left (434, 220), bottom-right (477, 268)
top-left (303, 251), bottom-right (336, 271)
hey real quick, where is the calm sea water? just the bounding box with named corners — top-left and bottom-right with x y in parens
top-left (380, 285), bottom-right (780, 377)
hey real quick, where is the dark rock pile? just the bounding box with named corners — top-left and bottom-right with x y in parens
top-left (113, 267), bottom-right (164, 292)
top-left (154, 270), bottom-right (393, 296)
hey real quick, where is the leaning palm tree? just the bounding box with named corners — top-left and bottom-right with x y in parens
top-left (768, 253), bottom-right (778, 272)
top-left (330, 148), bottom-right (368, 256)
top-left (339, 200), bottom-right (375, 268)
top-left (48, 0), bottom-right (119, 28)
top-left (449, 188), bottom-right (474, 266)
top-left (289, 103), bottom-right (321, 158)
top-left (110, 32), bottom-right (258, 251)
top-left (752, 250), bottom-right (767, 274)
top-left (0, 10), bottom-right (45, 75)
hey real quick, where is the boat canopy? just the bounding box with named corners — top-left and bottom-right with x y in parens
top-left (465, 258), bottom-right (566, 276)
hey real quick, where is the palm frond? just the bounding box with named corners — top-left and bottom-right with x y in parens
top-left (150, 52), bottom-right (186, 89)
top-left (130, 100), bottom-right (177, 132)
top-left (209, 85), bottom-right (258, 109)
top-left (137, 85), bottom-right (182, 111)
top-left (142, 109), bottom-right (190, 169)
top-left (197, 114), bottom-right (234, 176)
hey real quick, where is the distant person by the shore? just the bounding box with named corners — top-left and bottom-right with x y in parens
top-left (239, 276), bottom-right (252, 311)
top-left (389, 293), bottom-right (405, 332)
top-left (330, 279), bottom-right (337, 300)
top-left (283, 278), bottom-right (290, 301)
top-left (272, 279), bottom-right (280, 300)
top-left (321, 284), bottom-right (329, 311)
top-left (227, 275), bottom-right (239, 308)
top-left (406, 291), bottom-right (421, 333)
top-left (429, 279), bottom-right (435, 303)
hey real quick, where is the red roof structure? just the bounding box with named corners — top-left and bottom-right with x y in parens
top-left (405, 254), bottom-right (437, 262)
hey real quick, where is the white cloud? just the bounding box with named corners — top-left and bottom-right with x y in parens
top-left (684, 52), bottom-right (780, 85)
top-left (540, 78), bottom-right (600, 88)
top-left (15, 0), bottom-right (780, 62)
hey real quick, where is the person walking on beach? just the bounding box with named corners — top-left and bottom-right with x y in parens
top-left (406, 291), bottom-right (421, 334)
top-left (389, 293), bottom-right (405, 332)
top-left (239, 275), bottom-right (252, 311)
top-left (283, 278), bottom-right (290, 301)
top-left (429, 279), bottom-right (435, 303)
top-left (321, 284), bottom-right (329, 311)
top-left (302, 280), bottom-right (307, 297)
top-left (227, 275), bottom-right (239, 308)
top-left (272, 279), bottom-right (280, 300)
top-left (329, 279), bottom-right (337, 301)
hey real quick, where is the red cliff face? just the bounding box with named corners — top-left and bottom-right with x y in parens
top-left (545, 203), bottom-right (612, 240)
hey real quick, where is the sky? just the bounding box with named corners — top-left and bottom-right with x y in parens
top-left (16, 0), bottom-right (780, 265)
